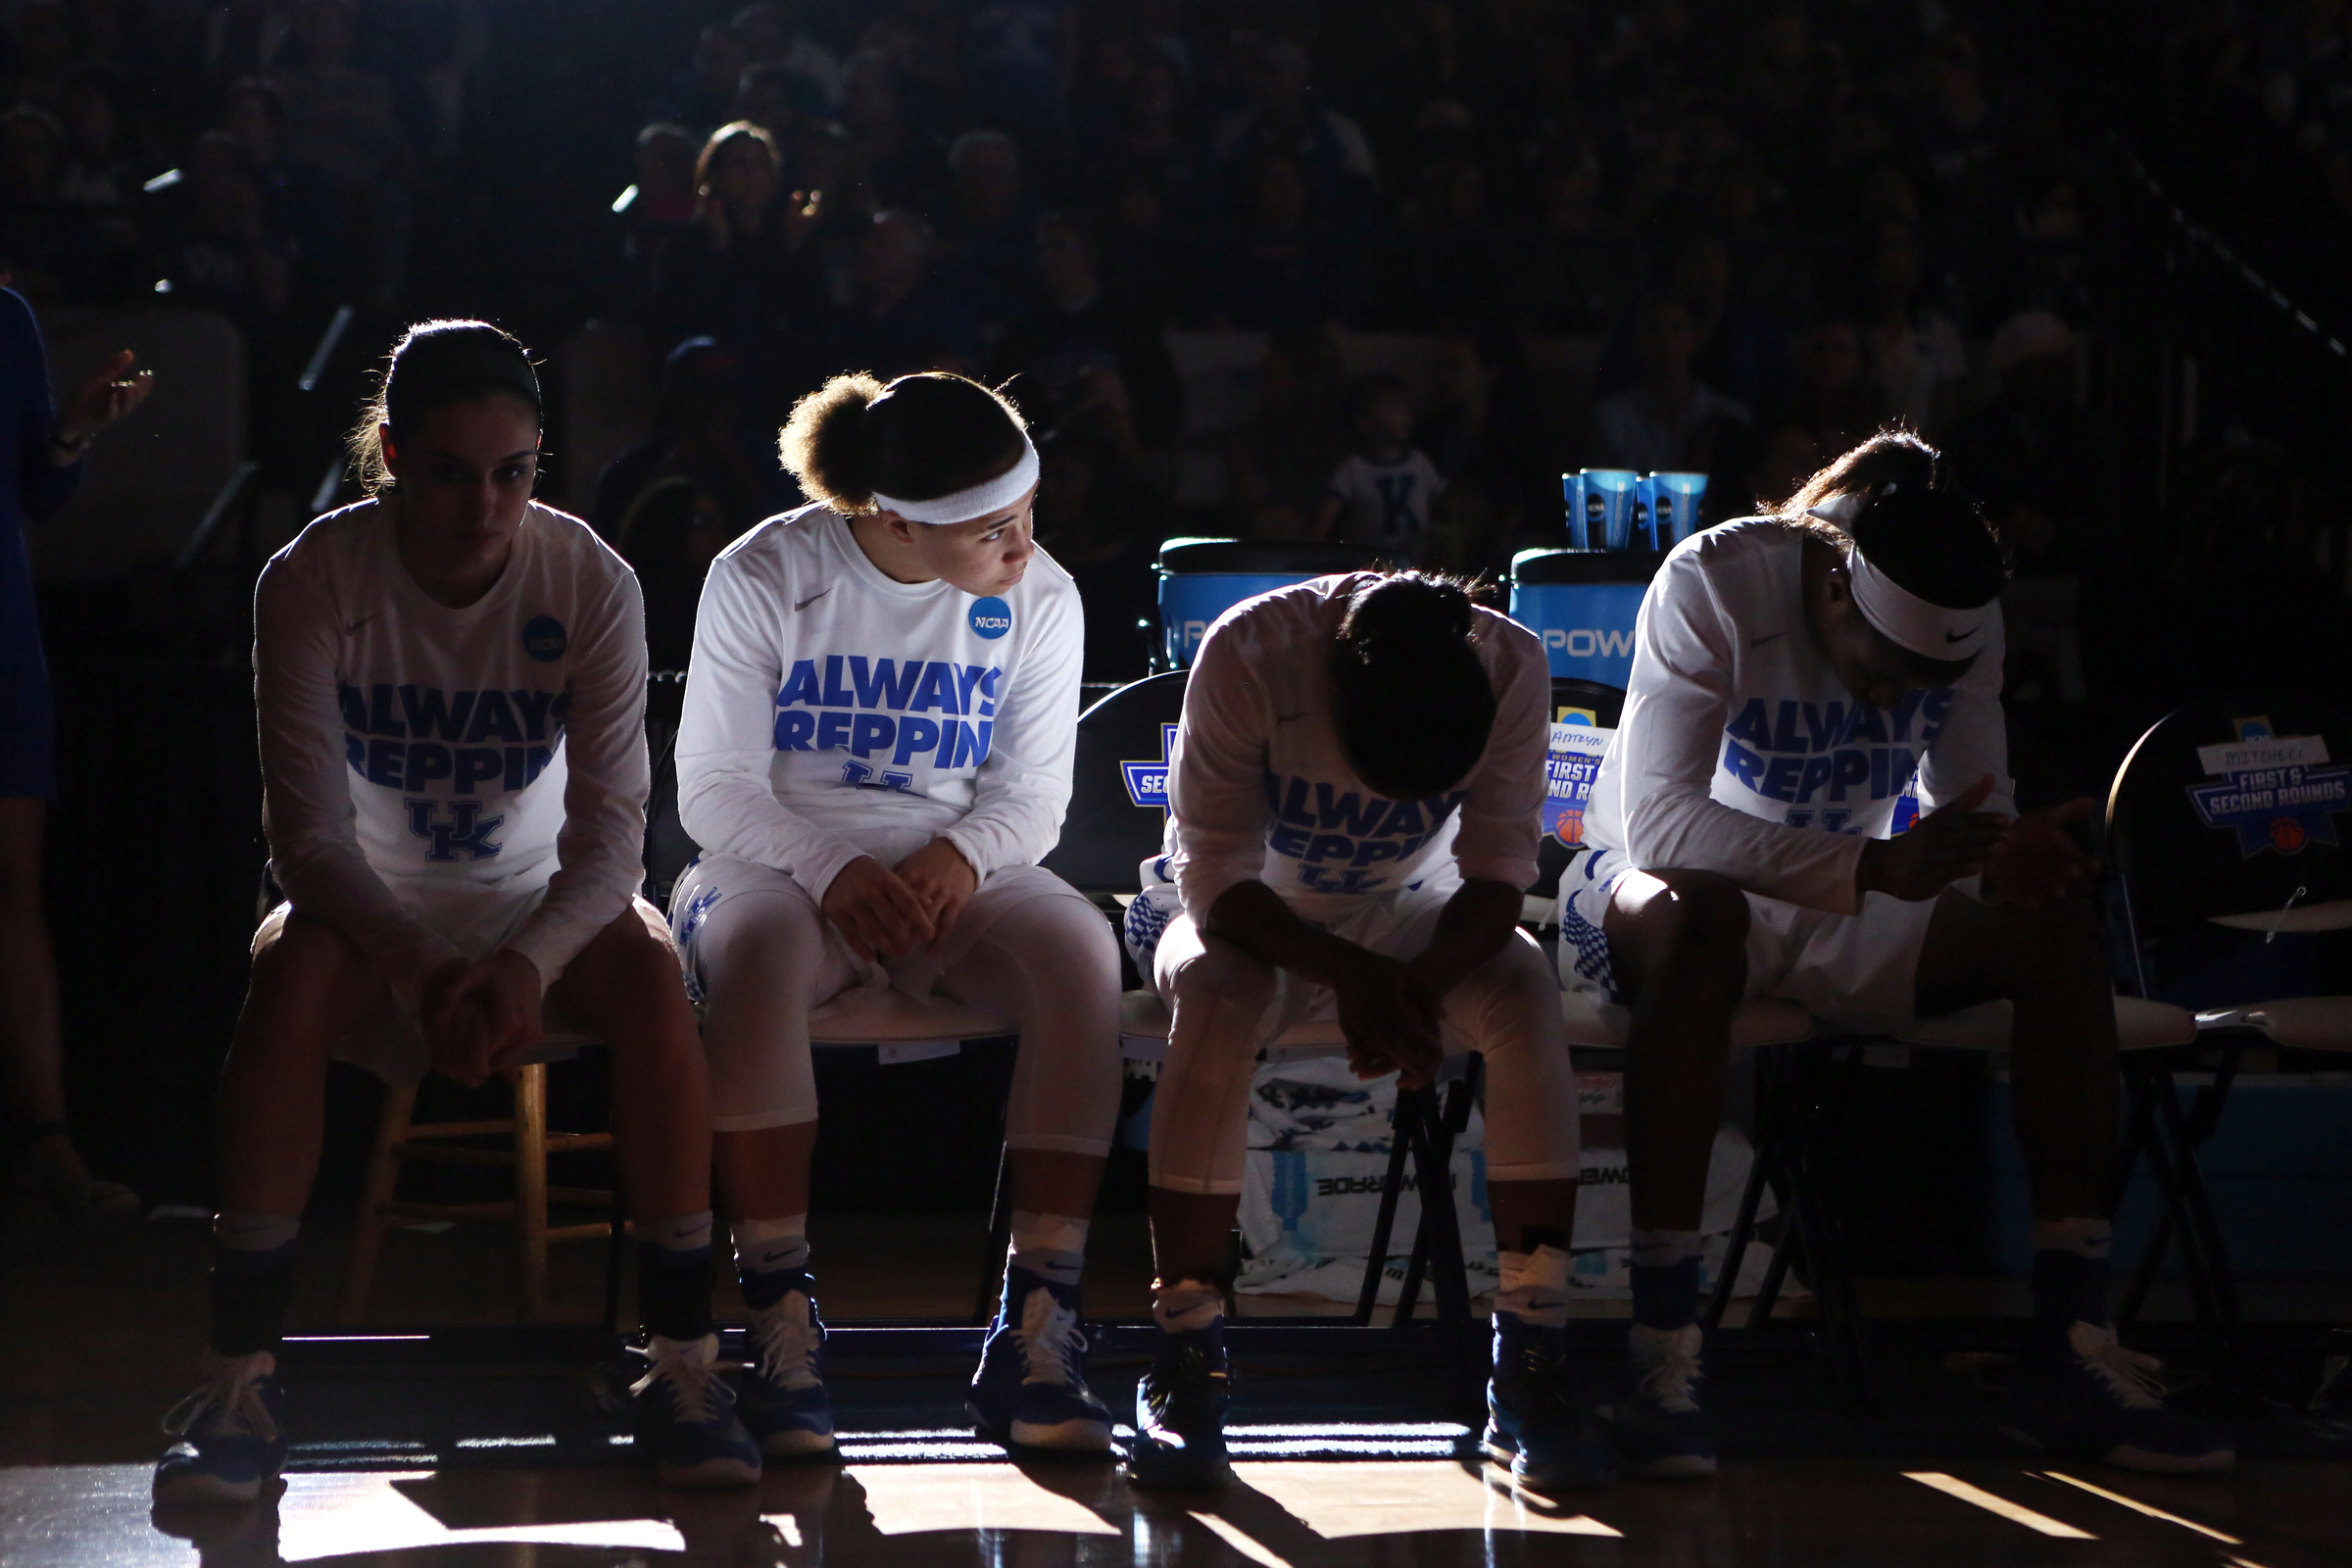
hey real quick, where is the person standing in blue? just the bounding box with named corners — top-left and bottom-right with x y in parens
top-left (1, 283), bottom-right (152, 1217)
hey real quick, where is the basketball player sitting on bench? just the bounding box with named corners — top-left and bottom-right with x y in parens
top-left (1560, 432), bottom-right (2230, 1477)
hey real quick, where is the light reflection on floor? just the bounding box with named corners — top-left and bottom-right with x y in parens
top-left (2, 1454), bottom-right (2343, 1567)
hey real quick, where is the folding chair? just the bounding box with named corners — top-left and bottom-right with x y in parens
top-left (2104, 696), bottom-right (2352, 1350)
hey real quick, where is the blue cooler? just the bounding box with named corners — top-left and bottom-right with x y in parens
top-left (1155, 538), bottom-right (1383, 667)
top-left (1509, 548), bottom-right (1664, 686)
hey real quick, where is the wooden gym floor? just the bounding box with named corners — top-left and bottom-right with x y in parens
top-left (5, 1196), bottom-right (2350, 1567)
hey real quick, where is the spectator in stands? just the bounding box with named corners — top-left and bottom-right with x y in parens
top-left (1422, 473), bottom-right (1530, 576)
top-left (613, 122), bottom-right (702, 301)
top-left (7, 2), bottom-right (82, 115)
top-left (1790, 317), bottom-right (1884, 459)
top-left (1317, 372), bottom-right (1444, 564)
top-left (1094, 167), bottom-right (1192, 325)
top-left (824, 208), bottom-right (975, 378)
top-left (273, 0), bottom-right (412, 304)
top-left (615, 475), bottom-right (743, 672)
top-left (1371, 154), bottom-right (1511, 333)
top-left (734, 2), bottom-right (843, 113)
top-left (933, 129), bottom-right (1037, 336)
top-left (592, 335), bottom-right (768, 552)
top-left (1857, 218), bottom-right (1967, 434)
top-left (1975, 172), bottom-right (2096, 334)
top-left (1226, 325), bottom-right (1347, 539)
top-left (201, 0), bottom-right (301, 90)
top-left (1211, 37), bottom-right (1377, 231)
top-left (1415, 334), bottom-right (1547, 524)
top-left (1601, 229), bottom-right (1794, 427)
top-left (153, 128), bottom-right (290, 319)
top-left (1072, 45), bottom-right (1205, 220)
top-left (1744, 420), bottom-right (1823, 513)
top-left (1940, 309), bottom-right (2091, 570)
top-left (839, 49), bottom-right (945, 216)
top-left (1703, 151), bottom-right (1815, 330)
top-left (1590, 294), bottom-right (1752, 477)
top-left (1200, 151), bottom-right (1357, 331)
top-left (57, 66), bottom-right (145, 213)
top-left (0, 104), bottom-right (136, 302)
top-left (961, 0), bottom-right (1075, 143)
top-left (1911, 28), bottom-right (2001, 197)
top-left (987, 211), bottom-right (1181, 448)
top-left (1510, 145), bottom-right (1642, 336)
top-left (656, 120), bottom-right (823, 341)
top-left (1032, 401), bottom-right (1165, 680)
top-left (670, 22), bottom-right (752, 132)
top-left (732, 61), bottom-right (817, 144)
top-left (218, 75), bottom-right (340, 302)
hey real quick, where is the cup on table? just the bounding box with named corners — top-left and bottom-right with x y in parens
top-left (1580, 468), bottom-right (1640, 550)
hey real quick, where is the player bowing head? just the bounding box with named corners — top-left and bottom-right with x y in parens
top-left (1123, 569), bottom-right (1595, 1494)
top-left (670, 369), bottom-right (1121, 1460)
top-left (155, 321), bottom-right (758, 1506)
top-left (1562, 428), bottom-right (2229, 1481)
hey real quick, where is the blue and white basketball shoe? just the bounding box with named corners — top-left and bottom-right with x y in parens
top-left (1483, 1315), bottom-right (1615, 1491)
top-left (2002, 1320), bottom-right (2234, 1473)
top-left (736, 1285), bottom-right (837, 1458)
top-left (1124, 1318), bottom-right (1233, 1491)
top-left (631, 1333), bottom-right (763, 1487)
top-left (1597, 1321), bottom-right (1719, 1479)
top-left (968, 1264), bottom-right (1113, 1450)
top-left (152, 1350), bottom-right (289, 1504)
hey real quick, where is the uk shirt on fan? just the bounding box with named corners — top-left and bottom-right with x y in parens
top-left (1580, 517), bottom-right (2013, 915)
top-left (1140, 574), bottom-right (1549, 932)
top-left (254, 500), bottom-right (651, 1001)
top-left (674, 504), bottom-right (1083, 902)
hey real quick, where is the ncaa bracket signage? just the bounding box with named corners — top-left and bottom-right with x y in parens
top-left (1544, 723), bottom-right (1612, 847)
top-left (2186, 729), bottom-right (2349, 858)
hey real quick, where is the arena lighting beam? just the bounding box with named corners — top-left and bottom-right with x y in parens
top-left (300, 304), bottom-right (357, 393)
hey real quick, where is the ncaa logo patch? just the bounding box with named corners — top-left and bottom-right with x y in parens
top-left (521, 614), bottom-right (567, 662)
top-left (967, 596), bottom-right (1012, 640)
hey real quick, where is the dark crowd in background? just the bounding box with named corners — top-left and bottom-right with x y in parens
top-left (10, 0), bottom-right (2352, 697)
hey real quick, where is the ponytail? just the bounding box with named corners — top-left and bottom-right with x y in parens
top-left (779, 370), bottom-right (1028, 514)
top-left (1332, 570), bottom-right (1498, 801)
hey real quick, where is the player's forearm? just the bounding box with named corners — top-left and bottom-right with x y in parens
top-left (1203, 879), bottom-right (1375, 989)
top-left (1407, 879), bottom-right (1523, 996)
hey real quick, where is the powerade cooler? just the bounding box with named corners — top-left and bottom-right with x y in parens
top-left (1508, 548), bottom-right (1665, 687)
top-left (1155, 538), bottom-right (1385, 668)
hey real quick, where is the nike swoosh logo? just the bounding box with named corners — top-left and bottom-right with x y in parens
top-left (1945, 626), bottom-right (1979, 643)
top-left (1748, 631), bottom-right (1786, 647)
top-left (795, 589), bottom-right (831, 612)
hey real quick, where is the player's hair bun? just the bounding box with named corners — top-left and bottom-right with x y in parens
top-left (779, 370), bottom-right (1027, 516)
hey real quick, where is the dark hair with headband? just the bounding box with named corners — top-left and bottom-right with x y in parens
top-left (779, 370), bottom-right (1028, 514)
top-left (1331, 571), bottom-right (1499, 801)
top-left (347, 320), bottom-right (542, 496)
top-left (1846, 487), bottom-right (2007, 612)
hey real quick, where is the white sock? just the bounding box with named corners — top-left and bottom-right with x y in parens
top-left (734, 1213), bottom-right (810, 1278)
top-left (1152, 1278), bottom-right (1222, 1333)
top-left (2033, 1217), bottom-right (2112, 1259)
top-left (1495, 1245), bottom-right (1575, 1328)
top-left (1630, 1227), bottom-right (1703, 1269)
top-left (1009, 1210), bottom-right (1088, 1289)
top-left (214, 1210), bottom-right (299, 1253)
top-left (640, 1210), bottom-right (713, 1255)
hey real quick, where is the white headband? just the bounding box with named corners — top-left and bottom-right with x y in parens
top-left (1845, 545), bottom-right (1988, 661)
top-left (1804, 490), bottom-right (1988, 662)
top-left (870, 436), bottom-right (1040, 525)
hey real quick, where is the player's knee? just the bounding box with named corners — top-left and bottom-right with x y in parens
top-left (702, 892), bottom-right (824, 978)
top-left (252, 911), bottom-right (368, 990)
top-left (1168, 939), bottom-right (1277, 1031)
top-left (1993, 895), bottom-right (2106, 995)
top-left (1643, 872), bottom-right (1750, 963)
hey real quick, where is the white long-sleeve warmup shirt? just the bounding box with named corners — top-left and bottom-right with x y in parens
top-left (674, 504), bottom-right (1084, 898)
top-left (1581, 517), bottom-right (2014, 914)
top-left (1155, 573), bottom-right (1551, 925)
top-left (254, 500), bottom-right (650, 1002)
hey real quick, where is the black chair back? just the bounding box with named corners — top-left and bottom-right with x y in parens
top-left (1042, 670), bottom-right (1191, 898)
top-left (2105, 695), bottom-right (2352, 999)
